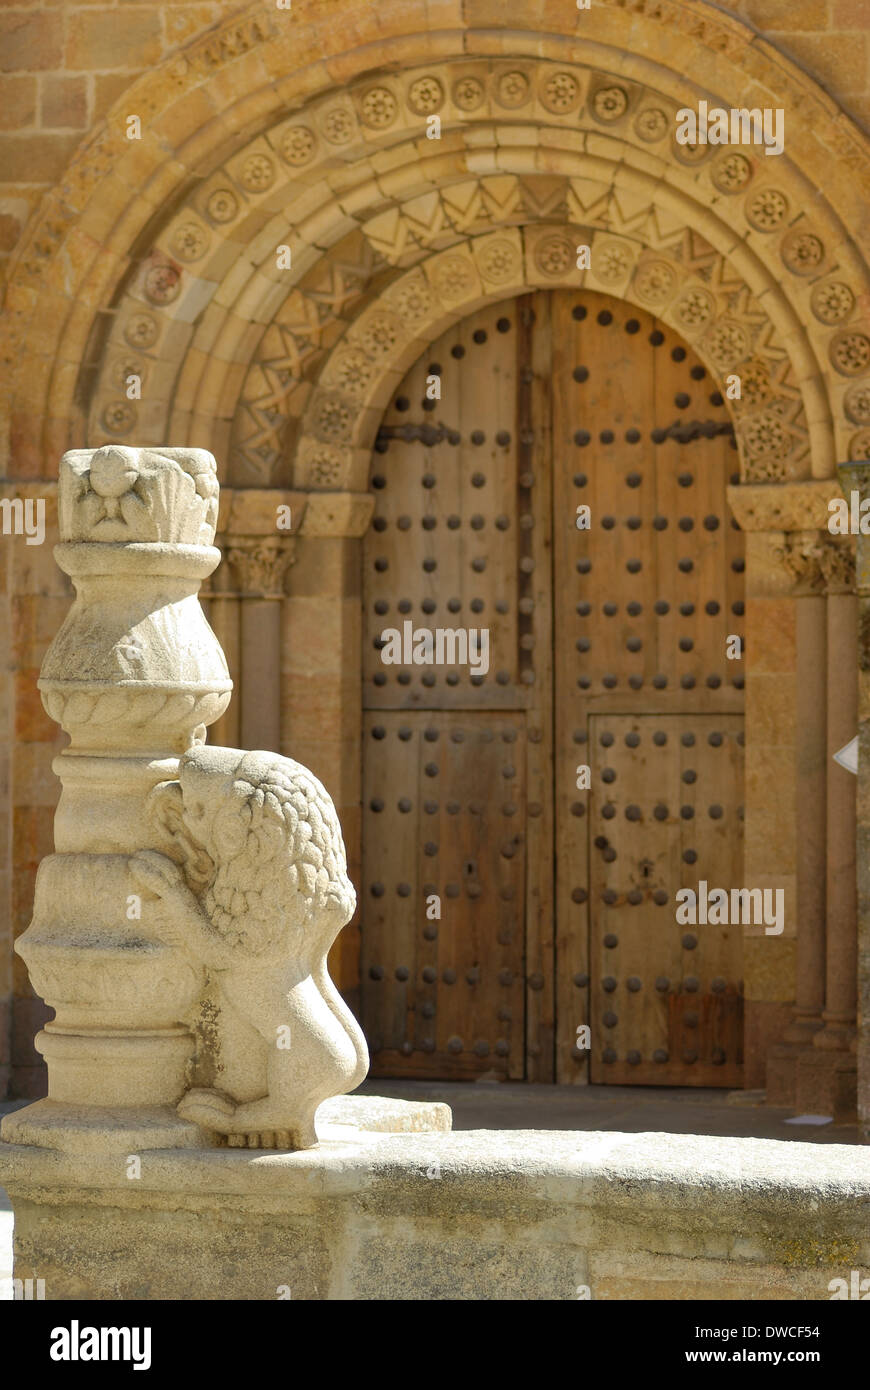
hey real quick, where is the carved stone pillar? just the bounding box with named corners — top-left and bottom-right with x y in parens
top-left (0, 445), bottom-right (231, 1151)
top-left (759, 531), bottom-right (833, 1105)
top-left (208, 489), bottom-right (302, 752)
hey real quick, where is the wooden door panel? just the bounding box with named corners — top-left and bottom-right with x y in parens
top-left (361, 299), bottom-right (552, 1080)
top-left (552, 290), bottom-right (745, 1083)
top-left (517, 292), bottom-right (556, 1081)
top-left (552, 292), bottom-right (744, 710)
top-left (363, 301), bottom-right (524, 711)
top-left (361, 711), bottom-right (526, 1079)
top-left (552, 294), bottom-right (659, 689)
top-left (587, 714), bottom-right (744, 1086)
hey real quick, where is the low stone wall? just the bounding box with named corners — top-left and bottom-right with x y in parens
top-left (2, 1126), bottom-right (869, 1300)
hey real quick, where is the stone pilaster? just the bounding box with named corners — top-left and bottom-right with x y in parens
top-left (774, 532), bottom-right (857, 1115)
top-left (727, 482), bottom-right (856, 1110)
top-left (776, 586), bottom-right (826, 1083)
top-left (838, 460), bottom-right (870, 1140)
top-left (794, 537), bottom-right (858, 1120)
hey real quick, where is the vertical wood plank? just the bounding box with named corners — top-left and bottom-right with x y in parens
top-left (520, 292), bottom-right (556, 1082)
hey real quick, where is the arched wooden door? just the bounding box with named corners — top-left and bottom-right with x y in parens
top-left (361, 290), bottom-right (745, 1086)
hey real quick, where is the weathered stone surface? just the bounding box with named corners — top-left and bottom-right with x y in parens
top-left (316, 1093), bottom-right (452, 1135)
top-left (143, 743), bottom-right (370, 1150)
top-left (1, 1128), bottom-right (867, 1300)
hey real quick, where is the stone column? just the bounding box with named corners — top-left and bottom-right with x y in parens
top-left (212, 488), bottom-right (300, 755)
top-left (285, 492), bottom-right (374, 1008)
top-left (226, 538), bottom-right (296, 753)
top-left (795, 545), bottom-right (858, 1117)
top-left (838, 459), bottom-right (870, 1140)
top-left (0, 445), bottom-right (231, 1152)
top-left (202, 583), bottom-right (241, 749)
top-left (768, 586), bottom-right (827, 1102)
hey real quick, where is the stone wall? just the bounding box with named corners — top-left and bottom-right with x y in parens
top-left (0, 484), bottom-right (66, 1098)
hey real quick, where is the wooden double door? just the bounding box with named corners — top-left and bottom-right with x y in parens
top-left (361, 289), bottom-right (745, 1086)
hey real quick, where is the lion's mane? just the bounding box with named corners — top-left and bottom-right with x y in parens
top-left (186, 749), bottom-right (355, 959)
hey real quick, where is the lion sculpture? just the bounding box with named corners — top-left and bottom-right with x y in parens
top-left (130, 745), bottom-right (369, 1150)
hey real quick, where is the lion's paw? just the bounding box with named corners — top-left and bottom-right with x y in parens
top-left (226, 1128), bottom-right (294, 1150)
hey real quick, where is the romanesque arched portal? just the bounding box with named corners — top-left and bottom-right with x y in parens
top-left (359, 287), bottom-right (747, 1083)
top-left (1, 0), bottom-right (867, 1117)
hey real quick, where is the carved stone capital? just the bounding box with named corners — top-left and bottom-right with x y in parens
top-left (775, 529), bottom-right (855, 595)
top-left (226, 537), bottom-right (296, 597)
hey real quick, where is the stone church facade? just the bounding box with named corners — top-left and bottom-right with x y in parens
top-left (0, 0), bottom-right (868, 1132)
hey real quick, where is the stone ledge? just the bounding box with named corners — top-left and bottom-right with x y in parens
top-left (2, 1127), bottom-right (869, 1200)
top-left (0, 1093), bottom-right (451, 1157)
top-left (316, 1093), bottom-right (452, 1135)
top-left (1, 1129), bottom-right (868, 1300)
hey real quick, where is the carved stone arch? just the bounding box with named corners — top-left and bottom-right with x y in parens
top-left (91, 126), bottom-right (843, 488)
top-left (4, 15), bottom-right (867, 482)
top-left (221, 119), bottom-right (838, 489)
top-left (78, 49), bottom-right (869, 489)
top-left (291, 223), bottom-right (816, 496)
